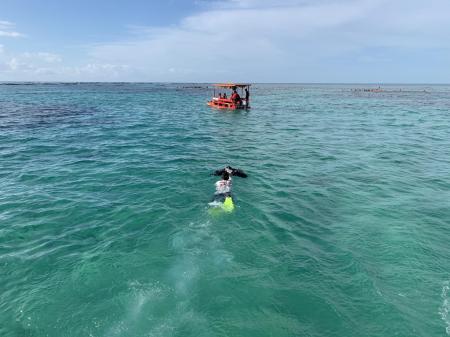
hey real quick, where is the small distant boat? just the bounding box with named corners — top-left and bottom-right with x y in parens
top-left (207, 83), bottom-right (251, 110)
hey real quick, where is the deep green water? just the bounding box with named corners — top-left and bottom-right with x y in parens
top-left (1, 83), bottom-right (449, 337)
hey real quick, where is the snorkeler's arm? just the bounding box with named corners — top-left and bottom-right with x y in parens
top-left (212, 167), bottom-right (248, 177)
top-left (212, 169), bottom-right (225, 176)
top-left (231, 169), bottom-right (247, 178)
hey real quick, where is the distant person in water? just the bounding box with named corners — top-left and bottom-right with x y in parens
top-left (245, 88), bottom-right (250, 107)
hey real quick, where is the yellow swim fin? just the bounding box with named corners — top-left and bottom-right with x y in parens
top-left (222, 196), bottom-right (235, 212)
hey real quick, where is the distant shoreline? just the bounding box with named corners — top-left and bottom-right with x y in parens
top-left (1, 82), bottom-right (449, 85)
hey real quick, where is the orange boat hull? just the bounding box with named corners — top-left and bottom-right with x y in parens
top-left (207, 98), bottom-right (248, 110)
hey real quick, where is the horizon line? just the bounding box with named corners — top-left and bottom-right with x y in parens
top-left (1, 81), bottom-right (449, 85)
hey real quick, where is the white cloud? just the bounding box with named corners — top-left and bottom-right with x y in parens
top-left (1, 1), bottom-right (450, 81)
top-left (0, 20), bottom-right (13, 29)
top-left (0, 48), bottom-right (59, 76)
top-left (7, 57), bottom-right (20, 71)
top-left (1, 51), bottom-right (63, 71)
top-left (73, 63), bottom-right (130, 76)
top-left (0, 31), bottom-right (24, 37)
top-left (0, 44), bottom-right (131, 80)
top-left (21, 52), bottom-right (62, 63)
top-left (0, 20), bottom-right (25, 38)
top-left (81, 0), bottom-right (450, 81)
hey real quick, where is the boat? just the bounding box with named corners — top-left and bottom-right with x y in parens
top-left (207, 83), bottom-right (251, 110)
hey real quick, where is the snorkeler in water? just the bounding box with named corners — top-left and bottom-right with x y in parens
top-left (209, 166), bottom-right (247, 211)
top-left (213, 165), bottom-right (248, 178)
top-left (214, 170), bottom-right (233, 201)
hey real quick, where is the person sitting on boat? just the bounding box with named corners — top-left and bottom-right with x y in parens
top-left (223, 93), bottom-right (227, 99)
top-left (219, 93), bottom-right (223, 99)
top-left (231, 89), bottom-right (241, 105)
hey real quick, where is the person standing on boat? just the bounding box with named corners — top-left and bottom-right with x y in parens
top-left (245, 88), bottom-right (250, 108)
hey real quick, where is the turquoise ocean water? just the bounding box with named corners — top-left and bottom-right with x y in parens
top-left (1, 83), bottom-right (449, 337)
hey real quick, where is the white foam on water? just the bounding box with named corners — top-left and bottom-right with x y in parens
top-left (105, 281), bottom-right (167, 337)
top-left (439, 281), bottom-right (450, 335)
top-left (208, 200), bottom-right (222, 207)
top-left (168, 222), bottom-right (207, 296)
top-left (128, 280), bottom-right (165, 319)
top-left (168, 220), bottom-right (233, 297)
top-left (168, 257), bottom-right (199, 296)
top-left (211, 248), bottom-right (233, 266)
top-left (103, 220), bottom-right (234, 336)
top-left (146, 320), bottom-right (176, 337)
top-left (144, 303), bottom-right (209, 337)
top-left (107, 320), bottom-right (127, 337)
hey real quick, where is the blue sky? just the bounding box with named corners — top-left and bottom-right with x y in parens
top-left (1, 0), bottom-right (449, 82)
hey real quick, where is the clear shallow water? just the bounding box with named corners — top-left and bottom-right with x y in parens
top-left (1, 83), bottom-right (449, 337)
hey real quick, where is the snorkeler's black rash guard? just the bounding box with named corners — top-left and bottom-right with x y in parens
top-left (213, 166), bottom-right (248, 178)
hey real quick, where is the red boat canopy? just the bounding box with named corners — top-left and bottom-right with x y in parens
top-left (213, 83), bottom-right (251, 88)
